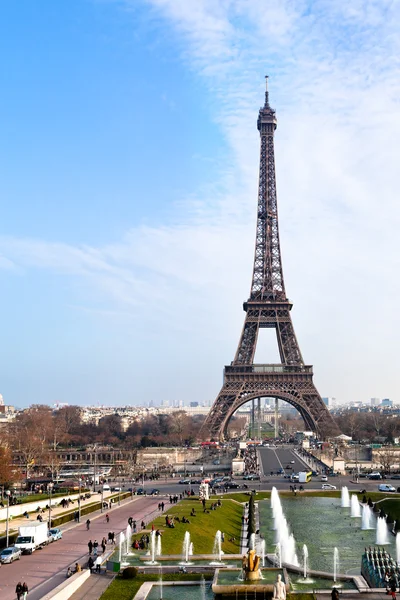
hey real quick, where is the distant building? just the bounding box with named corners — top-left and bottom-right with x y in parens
top-left (190, 402), bottom-right (199, 408)
top-left (381, 398), bottom-right (393, 408)
top-left (322, 397), bottom-right (336, 408)
top-left (370, 397), bottom-right (380, 407)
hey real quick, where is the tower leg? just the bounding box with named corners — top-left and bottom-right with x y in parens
top-left (257, 398), bottom-right (261, 440)
top-left (274, 398), bottom-right (279, 438)
top-left (251, 398), bottom-right (255, 438)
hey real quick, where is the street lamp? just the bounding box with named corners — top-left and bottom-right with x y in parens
top-left (5, 490), bottom-right (11, 547)
top-left (101, 485), bottom-right (104, 513)
top-left (48, 483), bottom-right (54, 528)
top-left (78, 479), bottom-right (81, 522)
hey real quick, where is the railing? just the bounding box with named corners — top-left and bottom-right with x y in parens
top-left (225, 364), bottom-right (313, 374)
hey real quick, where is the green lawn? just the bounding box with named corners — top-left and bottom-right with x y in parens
top-left (133, 499), bottom-right (243, 554)
top-left (100, 572), bottom-right (212, 600)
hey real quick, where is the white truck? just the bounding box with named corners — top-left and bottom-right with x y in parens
top-left (298, 471), bottom-right (311, 483)
top-left (15, 521), bottom-right (49, 554)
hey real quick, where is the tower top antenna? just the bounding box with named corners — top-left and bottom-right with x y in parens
top-left (264, 74), bottom-right (270, 107)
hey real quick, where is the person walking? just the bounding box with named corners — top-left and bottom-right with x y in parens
top-left (88, 540), bottom-right (93, 554)
top-left (86, 519), bottom-right (91, 530)
top-left (93, 539), bottom-right (98, 553)
top-left (88, 556), bottom-right (94, 573)
top-left (101, 538), bottom-right (106, 553)
top-left (21, 582), bottom-right (29, 599)
top-left (16, 582), bottom-right (23, 600)
top-left (95, 555), bottom-right (102, 573)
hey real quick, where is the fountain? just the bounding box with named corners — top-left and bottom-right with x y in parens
top-left (275, 542), bottom-right (282, 568)
top-left (125, 524), bottom-right (132, 554)
top-left (211, 530), bottom-right (224, 564)
top-left (249, 533), bottom-right (255, 551)
top-left (156, 534), bottom-right (162, 558)
top-left (181, 531), bottom-right (192, 564)
top-left (303, 544), bottom-right (309, 579)
top-left (350, 494), bottom-right (361, 518)
top-left (376, 517), bottom-right (389, 545)
top-left (260, 539), bottom-right (265, 567)
top-left (396, 532), bottom-right (400, 564)
top-left (333, 547), bottom-right (339, 583)
top-left (118, 531), bottom-right (125, 563)
top-left (341, 486), bottom-right (350, 508)
top-left (362, 504), bottom-right (373, 529)
top-left (201, 576), bottom-right (206, 600)
top-left (270, 487), bottom-right (299, 566)
top-left (159, 567), bottom-right (163, 600)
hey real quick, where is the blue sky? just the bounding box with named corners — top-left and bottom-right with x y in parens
top-left (1, 0), bottom-right (400, 408)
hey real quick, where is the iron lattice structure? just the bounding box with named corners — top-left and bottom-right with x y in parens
top-left (203, 79), bottom-right (340, 441)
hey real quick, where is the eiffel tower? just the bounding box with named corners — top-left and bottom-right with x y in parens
top-left (203, 78), bottom-right (340, 441)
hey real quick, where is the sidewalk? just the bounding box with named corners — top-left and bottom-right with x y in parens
top-left (69, 573), bottom-right (114, 600)
top-left (0, 490), bottom-right (128, 538)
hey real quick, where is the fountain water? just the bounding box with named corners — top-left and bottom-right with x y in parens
top-left (350, 494), bottom-right (361, 518)
top-left (270, 487), bottom-right (299, 566)
top-left (249, 533), bottom-right (255, 551)
top-left (303, 544), bottom-right (309, 579)
top-left (156, 534), bottom-right (162, 557)
top-left (396, 532), bottom-right (400, 564)
top-left (275, 542), bottom-right (282, 568)
top-left (260, 539), bottom-right (265, 567)
top-left (362, 504), bottom-right (373, 529)
top-left (182, 531), bottom-right (192, 564)
top-left (118, 531), bottom-right (125, 563)
top-left (201, 576), bottom-right (206, 600)
top-left (212, 530), bottom-right (224, 563)
top-left (159, 567), bottom-right (163, 600)
top-left (376, 517), bottom-right (389, 545)
top-left (333, 547), bottom-right (339, 583)
top-left (341, 486), bottom-right (350, 508)
top-left (125, 524), bottom-right (132, 554)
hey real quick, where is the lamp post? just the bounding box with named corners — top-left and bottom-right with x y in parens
top-left (48, 483), bottom-right (54, 529)
top-left (78, 479), bottom-right (81, 522)
top-left (5, 490), bottom-right (11, 547)
top-left (101, 485), bottom-right (104, 513)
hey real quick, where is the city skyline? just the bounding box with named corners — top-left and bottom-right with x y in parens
top-left (1, 1), bottom-right (400, 407)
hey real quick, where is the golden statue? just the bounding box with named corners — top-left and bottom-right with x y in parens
top-left (242, 549), bottom-right (261, 581)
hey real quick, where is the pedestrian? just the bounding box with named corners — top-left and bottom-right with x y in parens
top-left (390, 578), bottom-right (397, 600)
top-left (101, 539), bottom-right (106, 553)
top-left (16, 582), bottom-right (23, 600)
top-left (108, 531), bottom-right (113, 544)
top-left (95, 556), bottom-right (102, 573)
top-left (111, 532), bottom-right (116, 545)
top-left (88, 540), bottom-right (93, 554)
top-left (86, 519), bottom-right (91, 530)
top-left (331, 587), bottom-right (339, 600)
top-left (133, 520), bottom-right (137, 533)
top-left (21, 582), bottom-right (29, 599)
top-left (93, 539), bottom-right (98, 552)
top-left (88, 556), bottom-right (94, 573)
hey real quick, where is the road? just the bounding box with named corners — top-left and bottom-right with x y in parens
top-left (0, 495), bottom-right (160, 600)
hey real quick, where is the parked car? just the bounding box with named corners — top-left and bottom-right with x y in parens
top-left (47, 530), bottom-right (54, 543)
top-left (150, 489), bottom-right (160, 495)
top-left (368, 472), bottom-right (382, 480)
top-left (225, 482), bottom-right (240, 489)
top-left (49, 528), bottom-right (62, 541)
top-left (191, 479), bottom-right (202, 484)
top-left (391, 475), bottom-right (400, 480)
top-left (244, 474), bottom-right (260, 480)
top-left (0, 547), bottom-right (22, 564)
top-left (136, 488), bottom-right (145, 495)
top-left (321, 475), bottom-right (328, 482)
top-left (378, 484), bottom-right (396, 492)
top-left (179, 479), bottom-right (190, 485)
top-left (322, 484), bottom-right (337, 490)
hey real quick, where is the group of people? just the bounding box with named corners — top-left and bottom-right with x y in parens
top-left (169, 494), bottom-right (181, 504)
top-left (88, 537), bottom-right (108, 555)
top-left (15, 582), bottom-right (28, 599)
top-left (157, 502), bottom-right (165, 511)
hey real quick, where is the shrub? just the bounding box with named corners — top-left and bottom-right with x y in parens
top-left (122, 566), bottom-right (138, 579)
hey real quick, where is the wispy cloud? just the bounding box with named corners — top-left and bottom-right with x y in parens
top-left (3, 0), bottom-right (400, 402)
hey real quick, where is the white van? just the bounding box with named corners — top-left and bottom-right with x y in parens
top-left (102, 484), bottom-right (110, 491)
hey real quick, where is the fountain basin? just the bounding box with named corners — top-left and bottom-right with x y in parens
top-left (212, 568), bottom-right (289, 596)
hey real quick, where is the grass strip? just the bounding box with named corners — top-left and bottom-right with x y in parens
top-left (132, 499), bottom-right (243, 555)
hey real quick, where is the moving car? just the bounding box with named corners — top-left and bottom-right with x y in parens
top-left (150, 489), bottom-right (160, 495)
top-left (322, 484), bottom-right (337, 490)
top-left (378, 484), bottom-right (396, 492)
top-left (225, 482), bottom-right (241, 489)
top-left (290, 460), bottom-right (295, 464)
top-left (179, 479), bottom-right (190, 485)
top-left (321, 475), bottom-right (328, 482)
top-left (368, 472), bottom-right (382, 480)
top-left (49, 528), bottom-right (62, 541)
top-left (136, 488), bottom-right (145, 495)
top-left (0, 547), bottom-right (22, 564)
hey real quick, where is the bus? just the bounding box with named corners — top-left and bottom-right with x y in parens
top-left (298, 471), bottom-right (312, 483)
